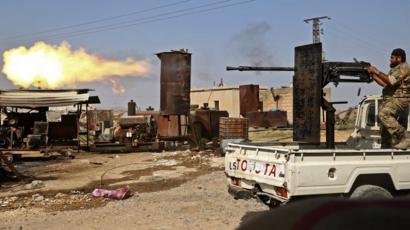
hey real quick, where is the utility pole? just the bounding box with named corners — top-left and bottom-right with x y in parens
top-left (304, 16), bottom-right (331, 44)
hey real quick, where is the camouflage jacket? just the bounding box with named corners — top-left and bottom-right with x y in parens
top-left (383, 62), bottom-right (410, 98)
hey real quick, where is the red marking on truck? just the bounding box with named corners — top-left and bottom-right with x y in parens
top-left (264, 163), bottom-right (270, 175)
top-left (230, 159), bottom-right (281, 178)
top-left (241, 160), bottom-right (248, 171)
top-left (269, 165), bottom-right (276, 177)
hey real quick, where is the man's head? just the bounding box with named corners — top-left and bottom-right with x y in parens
top-left (390, 48), bottom-right (406, 68)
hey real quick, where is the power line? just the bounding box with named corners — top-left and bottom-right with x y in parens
top-left (332, 19), bottom-right (388, 49)
top-left (330, 20), bottom-right (389, 54)
top-left (325, 29), bottom-right (387, 56)
top-left (326, 26), bottom-right (388, 55)
top-left (51, 0), bottom-right (234, 36)
top-left (22, 0), bottom-right (256, 42)
top-left (0, 0), bottom-right (195, 40)
top-left (5, 0), bottom-right (242, 42)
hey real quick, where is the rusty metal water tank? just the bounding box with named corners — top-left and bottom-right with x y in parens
top-left (239, 84), bottom-right (260, 117)
top-left (156, 50), bottom-right (191, 115)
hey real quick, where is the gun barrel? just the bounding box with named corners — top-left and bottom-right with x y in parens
top-left (226, 66), bottom-right (295, 71)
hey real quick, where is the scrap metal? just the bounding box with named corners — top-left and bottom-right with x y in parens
top-left (0, 89), bottom-right (100, 150)
top-left (246, 111), bottom-right (287, 129)
top-left (239, 85), bottom-right (260, 117)
top-left (156, 50), bottom-right (191, 116)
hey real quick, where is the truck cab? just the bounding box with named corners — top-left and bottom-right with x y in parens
top-left (347, 95), bottom-right (410, 149)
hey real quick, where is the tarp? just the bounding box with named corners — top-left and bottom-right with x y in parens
top-left (0, 89), bottom-right (91, 108)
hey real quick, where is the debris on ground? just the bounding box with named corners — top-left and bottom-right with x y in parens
top-left (0, 149), bottom-right (226, 212)
top-left (32, 193), bottom-right (45, 202)
top-left (91, 186), bottom-right (130, 200)
top-left (25, 180), bottom-right (45, 190)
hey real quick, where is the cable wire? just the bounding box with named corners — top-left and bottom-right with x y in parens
top-left (326, 28), bottom-right (387, 56)
top-left (332, 19), bottom-right (389, 49)
top-left (44, 0), bottom-right (254, 41)
top-left (42, 0), bottom-right (235, 38)
top-left (328, 20), bottom-right (390, 55)
top-left (0, 0), bottom-right (195, 40)
top-left (5, 0), bottom-right (256, 42)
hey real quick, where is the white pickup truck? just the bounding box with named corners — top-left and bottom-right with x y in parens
top-left (225, 95), bottom-right (410, 207)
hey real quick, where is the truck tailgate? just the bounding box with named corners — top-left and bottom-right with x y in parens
top-left (224, 143), bottom-right (290, 188)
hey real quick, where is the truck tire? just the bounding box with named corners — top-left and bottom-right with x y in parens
top-left (350, 185), bottom-right (392, 199)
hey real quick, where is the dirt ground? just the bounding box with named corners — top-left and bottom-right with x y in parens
top-left (0, 130), bottom-right (353, 229)
top-left (0, 149), bottom-right (268, 229)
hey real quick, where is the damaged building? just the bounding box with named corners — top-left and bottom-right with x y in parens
top-left (0, 89), bottom-right (99, 151)
top-left (190, 85), bottom-right (332, 127)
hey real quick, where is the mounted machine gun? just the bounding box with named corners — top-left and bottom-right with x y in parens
top-left (227, 43), bottom-right (373, 148)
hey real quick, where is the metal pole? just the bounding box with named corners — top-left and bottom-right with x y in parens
top-left (304, 16), bottom-right (331, 44)
top-left (178, 115), bottom-right (182, 136)
top-left (77, 104), bottom-right (80, 152)
top-left (86, 103), bottom-right (89, 149)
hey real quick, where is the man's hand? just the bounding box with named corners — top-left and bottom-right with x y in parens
top-left (367, 66), bottom-right (379, 75)
top-left (368, 66), bottom-right (388, 87)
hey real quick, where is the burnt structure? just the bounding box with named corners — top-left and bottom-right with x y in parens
top-left (0, 89), bottom-right (99, 150)
top-left (191, 108), bottom-right (229, 142)
top-left (239, 84), bottom-right (288, 129)
top-left (92, 109), bottom-right (161, 153)
top-left (101, 49), bottom-right (194, 152)
top-left (227, 43), bottom-right (372, 148)
top-left (157, 50), bottom-right (191, 115)
top-left (118, 115), bottom-right (157, 144)
top-left (239, 84), bottom-right (261, 117)
top-left (103, 49), bottom-right (227, 151)
top-left (156, 50), bottom-right (191, 139)
top-left (128, 100), bottom-right (136, 116)
top-left (246, 111), bottom-right (287, 129)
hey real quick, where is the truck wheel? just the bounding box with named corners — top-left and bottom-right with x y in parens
top-left (350, 185), bottom-right (392, 199)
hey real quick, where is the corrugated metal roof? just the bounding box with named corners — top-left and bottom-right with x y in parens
top-left (0, 89), bottom-right (91, 108)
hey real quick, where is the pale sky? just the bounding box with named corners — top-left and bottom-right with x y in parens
top-left (0, 0), bottom-right (409, 109)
